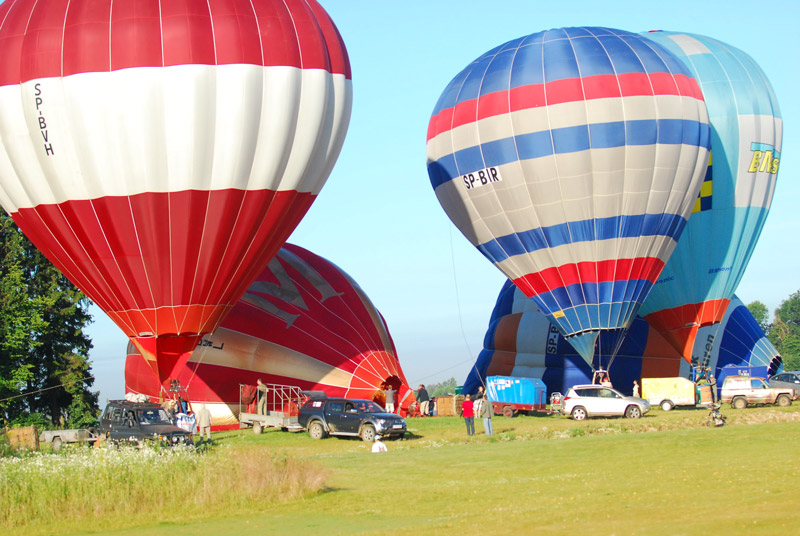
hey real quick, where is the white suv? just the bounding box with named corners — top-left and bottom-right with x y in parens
top-left (562, 385), bottom-right (650, 420)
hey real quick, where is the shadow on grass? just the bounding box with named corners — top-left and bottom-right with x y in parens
top-left (394, 431), bottom-right (423, 440)
top-left (318, 486), bottom-right (347, 495)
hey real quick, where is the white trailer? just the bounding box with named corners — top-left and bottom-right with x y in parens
top-left (39, 428), bottom-right (98, 450)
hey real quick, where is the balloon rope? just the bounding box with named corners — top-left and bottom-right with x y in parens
top-left (604, 327), bottom-right (630, 372)
top-left (450, 223), bottom-right (478, 365)
top-left (408, 224), bottom-right (480, 387)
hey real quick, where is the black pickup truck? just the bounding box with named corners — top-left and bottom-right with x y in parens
top-left (298, 397), bottom-right (406, 441)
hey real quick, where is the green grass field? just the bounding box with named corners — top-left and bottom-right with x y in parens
top-left (13, 406), bottom-right (800, 536)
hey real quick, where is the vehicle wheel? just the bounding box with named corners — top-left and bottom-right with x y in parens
top-left (732, 397), bottom-right (747, 410)
top-left (660, 400), bottom-right (674, 412)
top-left (253, 421), bottom-right (262, 435)
top-left (625, 405), bottom-right (642, 419)
top-left (308, 421), bottom-right (326, 440)
top-left (776, 394), bottom-right (791, 407)
top-left (360, 424), bottom-right (376, 442)
top-left (502, 406), bottom-right (514, 418)
top-left (52, 437), bottom-right (63, 452)
top-left (571, 406), bottom-right (587, 421)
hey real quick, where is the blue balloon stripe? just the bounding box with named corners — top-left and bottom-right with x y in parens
top-left (429, 119), bottom-right (710, 189)
top-left (430, 27), bottom-right (696, 116)
top-left (529, 279), bottom-right (654, 314)
top-left (476, 213), bottom-right (687, 263)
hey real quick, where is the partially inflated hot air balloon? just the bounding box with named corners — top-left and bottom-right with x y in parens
top-left (638, 31), bottom-right (782, 361)
top-left (427, 27), bottom-right (710, 366)
top-left (126, 243), bottom-right (415, 427)
top-left (692, 296), bottom-right (782, 387)
top-left (464, 280), bottom-right (781, 397)
top-left (0, 0), bottom-right (352, 388)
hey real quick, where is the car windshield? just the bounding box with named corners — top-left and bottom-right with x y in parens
top-left (138, 408), bottom-right (172, 425)
top-left (352, 401), bottom-right (384, 413)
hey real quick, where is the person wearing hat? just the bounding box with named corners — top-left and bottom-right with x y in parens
top-left (372, 434), bottom-right (388, 453)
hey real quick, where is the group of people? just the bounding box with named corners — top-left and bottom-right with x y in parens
top-left (461, 385), bottom-right (493, 436)
top-left (170, 396), bottom-right (213, 443)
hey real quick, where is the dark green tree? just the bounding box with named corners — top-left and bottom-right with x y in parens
top-left (769, 290), bottom-right (800, 371)
top-left (746, 300), bottom-right (771, 334)
top-left (0, 212), bottom-right (98, 427)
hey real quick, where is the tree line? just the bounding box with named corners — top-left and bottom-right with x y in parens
top-left (748, 291), bottom-right (800, 371)
top-left (0, 211), bottom-right (97, 428)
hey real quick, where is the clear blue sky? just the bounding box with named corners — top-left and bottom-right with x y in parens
top-left (89, 0), bottom-right (799, 402)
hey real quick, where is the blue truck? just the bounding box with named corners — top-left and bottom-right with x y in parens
top-left (486, 376), bottom-right (548, 417)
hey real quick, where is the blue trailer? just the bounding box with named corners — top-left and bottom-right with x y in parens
top-left (486, 376), bottom-right (548, 417)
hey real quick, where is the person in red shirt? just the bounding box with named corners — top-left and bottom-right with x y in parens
top-left (461, 395), bottom-right (475, 436)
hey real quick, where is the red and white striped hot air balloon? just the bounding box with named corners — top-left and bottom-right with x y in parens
top-left (125, 243), bottom-right (416, 428)
top-left (0, 0), bottom-right (352, 388)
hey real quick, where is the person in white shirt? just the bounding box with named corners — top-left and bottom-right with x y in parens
top-left (372, 435), bottom-right (387, 453)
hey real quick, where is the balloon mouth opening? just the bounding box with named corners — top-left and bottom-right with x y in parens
top-left (131, 334), bottom-right (205, 388)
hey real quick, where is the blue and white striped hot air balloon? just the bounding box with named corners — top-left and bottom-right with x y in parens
top-left (461, 281), bottom-right (781, 399)
top-left (639, 31), bottom-right (782, 362)
top-left (426, 27), bottom-right (711, 366)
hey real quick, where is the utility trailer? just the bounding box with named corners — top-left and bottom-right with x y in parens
top-left (39, 428), bottom-right (98, 451)
top-left (486, 376), bottom-right (549, 417)
top-left (238, 383), bottom-right (305, 433)
top-left (642, 376), bottom-right (714, 411)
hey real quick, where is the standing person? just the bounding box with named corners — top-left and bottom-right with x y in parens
top-left (196, 404), bottom-right (212, 444)
top-left (709, 374), bottom-right (717, 403)
top-left (473, 385), bottom-right (486, 418)
top-left (461, 395), bottom-right (475, 436)
top-left (382, 385), bottom-right (396, 413)
top-left (372, 435), bottom-right (388, 453)
top-left (632, 380), bottom-right (640, 398)
top-left (256, 379), bottom-right (268, 415)
top-left (417, 384), bottom-right (430, 416)
top-left (480, 393), bottom-right (493, 435)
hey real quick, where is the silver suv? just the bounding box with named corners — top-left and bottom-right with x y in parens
top-left (720, 375), bottom-right (793, 409)
top-left (768, 371), bottom-right (800, 397)
top-left (562, 384), bottom-right (650, 420)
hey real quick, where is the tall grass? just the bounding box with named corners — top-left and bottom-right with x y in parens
top-left (0, 444), bottom-right (326, 530)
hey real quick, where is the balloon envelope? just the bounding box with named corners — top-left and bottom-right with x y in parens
top-left (0, 0), bottom-right (352, 386)
top-left (639, 31), bottom-right (782, 359)
top-left (126, 243), bottom-right (415, 427)
top-left (427, 27), bottom-right (710, 364)
top-left (464, 281), bottom-right (780, 397)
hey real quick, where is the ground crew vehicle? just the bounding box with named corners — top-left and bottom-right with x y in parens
top-left (298, 395), bottom-right (406, 441)
top-left (720, 375), bottom-right (793, 409)
top-left (39, 400), bottom-right (193, 449)
top-left (562, 384), bottom-right (651, 420)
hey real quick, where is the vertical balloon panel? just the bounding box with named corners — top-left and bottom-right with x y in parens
top-left (427, 27), bottom-right (710, 366)
top-left (0, 0), bottom-right (353, 387)
top-left (639, 31), bottom-right (781, 360)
